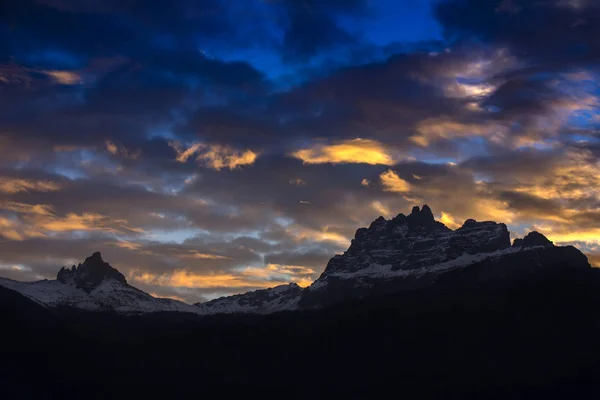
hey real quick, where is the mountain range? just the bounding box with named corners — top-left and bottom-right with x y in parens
top-left (3, 205), bottom-right (600, 398)
top-left (0, 205), bottom-right (591, 315)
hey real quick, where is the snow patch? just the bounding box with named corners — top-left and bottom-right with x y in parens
top-left (314, 246), bottom-right (544, 284)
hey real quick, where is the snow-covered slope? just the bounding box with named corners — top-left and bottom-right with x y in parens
top-left (0, 252), bottom-right (201, 315)
top-left (0, 251), bottom-right (303, 316)
top-left (0, 276), bottom-right (202, 315)
top-left (193, 283), bottom-right (303, 315)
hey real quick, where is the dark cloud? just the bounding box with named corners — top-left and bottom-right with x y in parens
top-left (435, 0), bottom-right (600, 65)
top-left (274, 0), bottom-right (370, 62)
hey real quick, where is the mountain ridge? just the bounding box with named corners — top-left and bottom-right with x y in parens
top-left (0, 205), bottom-right (591, 315)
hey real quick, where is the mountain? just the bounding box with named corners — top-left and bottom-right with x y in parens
top-left (0, 252), bottom-right (200, 315)
top-left (0, 205), bottom-right (592, 316)
top-left (299, 205), bottom-right (590, 307)
top-left (189, 205), bottom-right (590, 313)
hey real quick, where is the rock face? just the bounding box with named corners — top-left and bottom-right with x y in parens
top-left (56, 252), bottom-right (127, 292)
top-left (194, 283), bottom-right (303, 315)
top-left (300, 205), bottom-right (589, 308)
top-left (331, 206), bottom-right (511, 275)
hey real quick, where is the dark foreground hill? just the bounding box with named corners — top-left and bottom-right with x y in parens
top-left (4, 264), bottom-right (600, 399)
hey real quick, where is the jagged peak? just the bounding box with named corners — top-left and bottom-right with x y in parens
top-left (370, 215), bottom-right (386, 225)
top-left (513, 231), bottom-right (553, 248)
top-left (421, 204), bottom-right (433, 217)
top-left (56, 252), bottom-right (127, 293)
top-left (406, 204), bottom-right (435, 227)
top-left (356, 206), bottom-right (515, 239)
top-left (83, 251), bottom-right (104, 265)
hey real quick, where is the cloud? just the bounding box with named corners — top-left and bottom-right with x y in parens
top-left (130, 269), bottom-right (291, 291)
top-left (370, 200), bottom-right (392, 218)
top-left (291, 139), bottom-right (401, 165)
top-left (105, 140), bottom-right (141, 159)
top-left (0, 201), bottom-right (143, 240)
top-left (178, 250), bottom-right (232, 260)
top-left (440, 211), bottom-right (461, 229)
top-left (0, 62), bottom-right (82, 88)
top-left (589, 253), bottom-right (600, 268)
top-left (170, 141), bottom-right (258, 170)
top-left (0, 177), bottom-right (62, 193)
top-left (412, 118), bottom-right (509, 147)
top-left (197, 145), bottom-right (258, 171)
top-left (42, 70), bottom-right (82, 85)
top-left (170, 142), bottom-right (204, 163)
top-left (380, 169), bottom-right (411, 193)
top-left (276, 0), bottom-right (370, 62)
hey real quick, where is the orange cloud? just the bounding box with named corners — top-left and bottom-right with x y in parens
top-left (0, 216), bottom-right (46, 241)
top-left (112, 240), bottom-right (143, 250)
top-left (42, 70), bottom-right (82, 85)
top-left (380, 169), bottom-right (411, 193)
top-left (197, 145), bottom-right (257, 171)
top-left (291, 138), bottom-right (400, 165)
top-left (284, 224), bottom-right (349, 248)
top-left (589, 254), bottom-right (600, 268)
top-left (0, 202), bottom-right (143, 240)
top-left (178, 250), bottom-right (233, 260)
top-left (514, 149), bottom-right (600, 202)
top-left (131, 269), bottom-right (289, 289)
top-left (169, 141), bottom-right (257, 170)
top-left (131, 262), bottom-right (316, 291)
top-left (169, 142), bottom-right (204, 163)
top-left (0, 178), bottom-right (62, 194)
top-left (1, 202), bottom-right (54, 216)
top-left (440, 211), bottom-right (461, 229)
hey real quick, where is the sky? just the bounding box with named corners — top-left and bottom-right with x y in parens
top-left (1, 0), bottom-right (599, 303)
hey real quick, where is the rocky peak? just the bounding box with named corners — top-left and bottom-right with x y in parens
top-left (407, 204), bottom-right (435, 227)
top-left (513, 231), bottom-right (553, 248)
top-left (300, 205), bottom-right (516, 307)
top-left (56, 252), bottom-right (127, 293)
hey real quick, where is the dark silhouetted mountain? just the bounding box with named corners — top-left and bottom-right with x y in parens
top-left (300, 205), bottom-right (589, 308)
